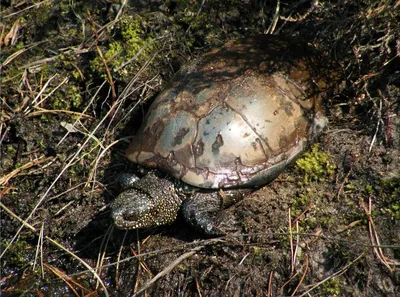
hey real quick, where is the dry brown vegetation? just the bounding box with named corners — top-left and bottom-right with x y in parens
top-left (1, 0), bottom-right (399, 296)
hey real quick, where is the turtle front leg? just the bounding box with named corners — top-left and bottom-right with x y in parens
top-left (182, 189), bottom-right (248, 236)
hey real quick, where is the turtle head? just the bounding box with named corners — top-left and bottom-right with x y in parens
top-left (110, 187), bottom-right (180, 230)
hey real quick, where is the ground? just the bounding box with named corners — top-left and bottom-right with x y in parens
top-left (1, 1), bottom-right (399, 296)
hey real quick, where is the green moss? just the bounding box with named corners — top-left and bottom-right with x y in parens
top-left (37, 139), bottom-right (46, 150)
top-left (289, 188), bottom-right (325, 230)
top-left (365, 183), bottom-right (374, 194)
top-left (40, 114), bottom-right (51, 123)
top-left (319, 277), bottom-right (341, 295)
top-left (290, 185), bottom-right (340, 230)
top-left (345, 182), bottom-right (356, 190)
top-left (6, 145), bottom-right (17, 155)
top-left (291, 192), bottom-right (311, 218)
top-left (1, 64), bottom-right (24, 85)
top-left (3, 240), bottom-right (32, 268)
top-left (50, 84), bottom-right (83, 110)
top-left (90, 14), bottom-right (157, 79)
top-left (296, 144), bottom-right (336, 184)
top-left (378, 175), bottom-right (400, 220)
top-left (68, 85), bottom-right (83, 109)
top-left (252, 246), bottom-right (269, 261)
top-left (29, 3), bottom-right (52, 27)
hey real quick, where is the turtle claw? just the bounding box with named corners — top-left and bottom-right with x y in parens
top-left (181, 192), bottom-right (226, 236)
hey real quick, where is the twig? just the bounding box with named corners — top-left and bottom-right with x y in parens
top-left (267, 271), bottom-right (273, 297)
top-left (290, 255), bottom-right (309, 297)
top-left (360, 197), bottom-right (399, 271)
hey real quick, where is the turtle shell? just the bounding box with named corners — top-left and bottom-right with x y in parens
top-left (127, 35), bottom-right (336, 189)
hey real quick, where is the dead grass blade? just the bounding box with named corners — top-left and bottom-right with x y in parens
top-left (131, 247), bottom-right (153, 277)
top-left (33, 223), bottom-right (45, 278)
top-left (57, 80), bottom-right (107, 147)
top-left (115, 230), bottom-right (128, 289)
top-left (297, 253), bottom-right (365, 297)
top-left (45, 263), bottom-right (95, 297)
top-left (0, 201), bottom-right (109, 296)
top-left (130, 246), bottom-right (203, 297)
top-left (95, 225), bottom-right (113, 290)
top-left (0, 155), bottom-right (55, 186)
top-left (280, 212), bottom-right (308, 296)
top-left (0, 200), bottom-right (37, 232)
top-left (26, 75), bottom-right (68, 114)
top-left (47, 237), bottom-right (109, 297)
top-left (114, 0), bottom-right (128, 21)
top-left (88, 137), bottom-right (132, 190)
top-left (2, 0), bottom-right (52, 19)
top-left (265, 0), bottom-right (280, 34)
top-left (87, 10), bottom-right (116, 100)
top-left (1, 41), bottom-right (47, 71)
top-left (0, 81), bottom-right (114, 270)
top-left (26, 108), bottom-right (94, 119)
top-left (289, 208), bottom-right (303, 274)
top-left (130, 233), bottom-right (154, 293)
top-left (3, 18), bottom-right (21, 46)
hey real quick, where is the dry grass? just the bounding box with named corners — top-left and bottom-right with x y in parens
top-left (1, 1), bottom-right (399, 296)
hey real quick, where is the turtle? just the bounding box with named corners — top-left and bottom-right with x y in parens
top-left (110, 35), bottom-right (337, 235)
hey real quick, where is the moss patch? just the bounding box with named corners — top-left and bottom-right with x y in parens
top-left (296, 144), bottom-right (336, 184)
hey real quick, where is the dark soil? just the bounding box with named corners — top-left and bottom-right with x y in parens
top-left (1, 1), bottom-right (399, 296)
